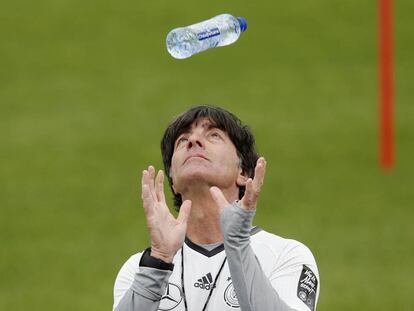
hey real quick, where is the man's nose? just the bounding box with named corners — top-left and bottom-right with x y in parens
top-left (187, 133), bottom-right (204, 149)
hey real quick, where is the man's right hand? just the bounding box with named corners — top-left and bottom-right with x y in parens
top-left (141, 166), bottom-right (192, 263)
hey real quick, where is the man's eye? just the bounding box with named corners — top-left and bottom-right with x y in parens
top-left (210, 132), bottom-right (221, 139)
top-left (176, 137), bottom-right (188, 146)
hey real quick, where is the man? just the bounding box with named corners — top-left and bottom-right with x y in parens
top-left (113, 105), bottom-right (320, 311)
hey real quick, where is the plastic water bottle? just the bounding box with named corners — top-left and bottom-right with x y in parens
top-left (166, 14), bottom-right (248, 59)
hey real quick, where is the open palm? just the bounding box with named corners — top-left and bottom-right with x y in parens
top-left (141, 166), bottom-right (191, 262)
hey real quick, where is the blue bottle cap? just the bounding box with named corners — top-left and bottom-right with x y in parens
top-left (237, 17), bottom-right (248, 32)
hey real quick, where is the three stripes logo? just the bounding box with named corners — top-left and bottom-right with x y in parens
top-left (194, 272), bottom-right (214, 290)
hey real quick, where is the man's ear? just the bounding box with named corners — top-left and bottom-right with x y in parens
top-left (169, 171), bottom-right (177, 193)
top-left (236, 168), bottom-right (249, 187)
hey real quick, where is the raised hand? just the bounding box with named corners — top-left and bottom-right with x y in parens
top-left (209, 157), bottom-right (267, 212)
top-left (141, 166), bottom-right (192, 263)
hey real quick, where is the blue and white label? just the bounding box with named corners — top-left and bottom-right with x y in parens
top-left (197, 27), bottom-right (220, 41)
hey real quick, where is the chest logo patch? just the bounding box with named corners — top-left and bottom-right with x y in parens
top-left (159, 282), bottom-right (183, 311)
top-left (297, 265), bottom-right (318, 311)
top-left (224, 282), bottom-right (239, 308)
top-left (194, 272), bottom-right (214, 290)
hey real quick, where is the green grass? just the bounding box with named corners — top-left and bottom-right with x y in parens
top-left (1, 0), bottom-right (413, 310)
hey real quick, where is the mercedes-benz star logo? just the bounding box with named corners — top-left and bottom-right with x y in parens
top-left (158, 283), bottom-right (183, 311)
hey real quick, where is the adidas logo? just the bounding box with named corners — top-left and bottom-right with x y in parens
top-left (194, 272), bottom-right (215, 290)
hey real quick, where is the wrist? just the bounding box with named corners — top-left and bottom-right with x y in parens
top-left (150, 249), bottom-right (174, 263)
top-left (139, 248), bottom-right (174, 271)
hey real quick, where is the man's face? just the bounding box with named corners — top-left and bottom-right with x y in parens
top-left (170, 117), bottom-right (243, 195)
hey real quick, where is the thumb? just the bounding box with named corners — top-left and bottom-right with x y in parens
top-left (177, 200), bottom-right (192, 224)
top-left (209, 186), bottom-right (229, 210)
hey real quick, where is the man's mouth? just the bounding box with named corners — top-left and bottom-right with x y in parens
top-left (184, 154), bottom-right (209, 164)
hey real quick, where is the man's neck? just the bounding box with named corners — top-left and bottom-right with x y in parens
top-left (182, 186), bottom-right (238, 244)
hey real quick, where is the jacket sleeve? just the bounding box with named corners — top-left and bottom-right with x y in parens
top-left (220, 202), bottom-right (320, 311)
top-left (113, 254), bottom-right (172, 311)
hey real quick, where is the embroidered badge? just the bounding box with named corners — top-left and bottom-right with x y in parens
top-left (224, 282), bottom-right (239, 308)
top-left (297, 265), bottom-right (318, 311)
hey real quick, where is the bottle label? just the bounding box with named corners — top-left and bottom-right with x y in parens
top-left (197, 27), bottom-right (220, 41)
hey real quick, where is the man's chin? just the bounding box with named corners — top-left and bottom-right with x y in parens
top-left (176, 170), bottom-right (217, 188)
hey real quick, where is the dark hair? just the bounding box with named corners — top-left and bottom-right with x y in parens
top-left (161, 105), bottom-right (259, 209)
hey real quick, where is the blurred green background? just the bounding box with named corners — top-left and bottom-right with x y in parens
top-left (1, 0), bottom-right (413, 310)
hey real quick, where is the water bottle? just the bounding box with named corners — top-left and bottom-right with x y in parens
top-left (166, 14), bottom-right (248, 59)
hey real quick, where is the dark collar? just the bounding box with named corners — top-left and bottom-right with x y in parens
top-left (184, 226), bottom-right (262, 257)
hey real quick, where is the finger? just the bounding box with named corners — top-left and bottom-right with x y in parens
top-left (155, 170), bottom-right (166, 202)
top-left (177, 200), bottom-right (192, 224)
top-left (141, 170), bottom-right (152, 202)
top-left (209, 186), bottom-right (230, 211)
top-left (146, 166), bottom-right (157, 202)
top-left (241, 178), bottom-right (257, 210)
top-left (252, 157), bottom-right (266, 193)
top-left (141, 184), bottom-right (154, 216)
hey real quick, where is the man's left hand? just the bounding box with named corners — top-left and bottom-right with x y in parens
top-left (210, 157), bottom-right (267, 211)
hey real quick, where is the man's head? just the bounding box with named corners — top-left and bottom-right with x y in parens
top-left (161, 105), bottom-right (259, 209)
